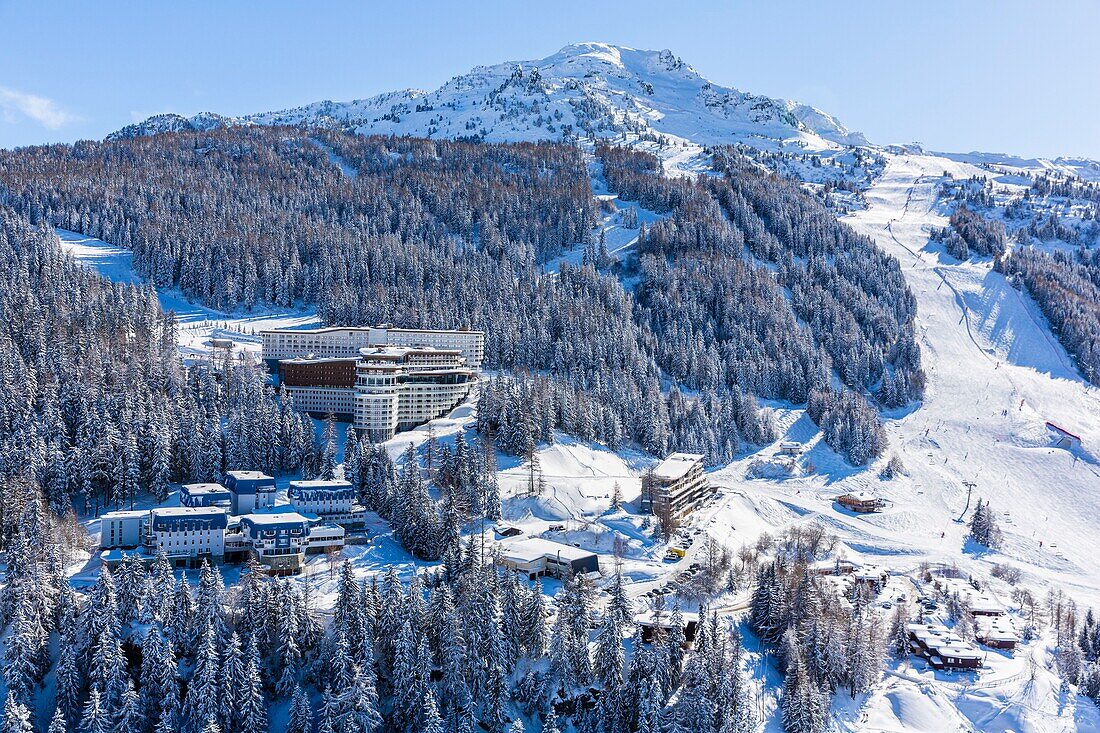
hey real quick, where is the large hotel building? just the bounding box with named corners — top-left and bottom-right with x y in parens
top-left (261, 325), bottom-right (484, 441)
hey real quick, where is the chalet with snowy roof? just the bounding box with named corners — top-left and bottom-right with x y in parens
top-left (634, 609), bottom-right (700, 644)
top-left (934, 577), bottom-right (1007, 616)
top-left (777, 441), bottom-right (805, 456)
top-left (239, 510), bottom-right (312, 575)
top-left (837, 490), bottom-right (884, 514)
top-left (495, 537), bottom-right (599, 580)
top-left (808, 558), bottom-right (860, 576)
top-left (852, 564), bottom-right (890, 589)
top-left (641, 453), bottom-right (712, 519)
top-left (224, 470), bottom-right (277, 515)
top-left (180, 482), bottom-right (233, 509)
top-left (287, 478), bottom-right (365, 527)
top-left (907, 623), bottom-right (984, 671)
top-left (976, 616), bottom-right (1019, 650)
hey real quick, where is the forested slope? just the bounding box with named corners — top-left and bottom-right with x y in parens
top-left (0, 129), bottom-right (921, 464)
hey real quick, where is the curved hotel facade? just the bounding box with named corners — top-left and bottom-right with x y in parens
top-left (262, 325), bottom-right (483, 441)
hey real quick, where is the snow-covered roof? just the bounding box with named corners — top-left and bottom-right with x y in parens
top-left (151, 506), bottom-right (226, 519)
top-left (289, 479), bottom-right (353, 490)
top-left (633, 610), bottom-right (700, 627)
top-left (978, 616), bottom-right (1019, 642)
top-left (101, 509), bottom-right (149, 520)
top-left (181, 482), bottom-right (230, 496)
top-left (225, 470), bottom-right (273, 481)
top-left (653, 453), bottom-right (705, 481)
top-left (497, 537), bottom-right (596, 563)
top-left (240, 511), bottom-right (311, 528)
top-left (936, 577), bottom-right (1007, 615)
top-left (840, 490), bottom-right (879, 503)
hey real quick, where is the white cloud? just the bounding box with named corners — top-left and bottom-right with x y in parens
top-left (0, 86), bottom-right (76, 129)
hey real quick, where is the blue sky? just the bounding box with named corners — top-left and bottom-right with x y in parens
top-left (2, 1), bottom-right (1098, 159)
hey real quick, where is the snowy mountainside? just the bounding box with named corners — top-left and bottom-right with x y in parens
top-left (106, 111), bottom-right (236, 140)
top-left (112, 42), bottom-right (866, 152)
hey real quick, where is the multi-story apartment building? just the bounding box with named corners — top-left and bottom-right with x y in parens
top-left (100, 500), bottom-right (348, 574)
top-left (279, 345), bottom-right (477, 441)
top-left (261, 324), bottom-right (484, 369)
top-left (143, 507), bottom-right (229, 566)
top-left (238, 511), bottom-right (312, 575)
top-left (179, 482), bottom-right (233, 509)
top-left (641, 453), bottom-right (712, 520)
top-left (224, 470), bottom-right (277, 515)
top-left (288, 478), bottom-right (366, 527)
top-left (352, 346), bottom-right (476, 441)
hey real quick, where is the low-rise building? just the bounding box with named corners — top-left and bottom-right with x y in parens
top-left (496, 537), bottom-right (600, 580)
top-left (934, 577), bottom-right (1007, 616)
top-left (641, 453), bottom-right (711, 520)
top-left (145, 507), bottom-right (229, 567)
top-left (837, 491), bottom-right (885, 513)
top-left (976, 617), bottom-right (1019, 650)
top-left (778, 441), bottom-right (805, 456)
top-left (305, 522), bottom-right (346, 554)
top-left (224, 471), bottom-right (277, 515)
top-left (907, 623), bottom-right (984, 670)
top-left (180, 483), bottom-right (233, 509)
top-left (634, 610), bottom-right (700, 644)
top-left (100, 509), bottom-right (148, 549)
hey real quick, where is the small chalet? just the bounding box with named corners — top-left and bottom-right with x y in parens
top-left (777, 441), bottom-right (805, 457)
top-left (837, 491), bottom-right (884, 513)
top-left (976, 617), bottom-right (1019, 650)
top-left (634, 609), bottom-right (700, 645)
top-left (907, 623), bottom-right (984, 671)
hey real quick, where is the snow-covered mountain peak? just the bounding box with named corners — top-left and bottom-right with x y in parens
top-left (109, 42), bottom-right (868, 151)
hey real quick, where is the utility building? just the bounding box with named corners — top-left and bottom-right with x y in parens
top-left (495, 537), bottom-right (600, 580)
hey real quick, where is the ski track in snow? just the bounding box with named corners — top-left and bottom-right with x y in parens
top-left (55, 228), bottom-right (322, 363)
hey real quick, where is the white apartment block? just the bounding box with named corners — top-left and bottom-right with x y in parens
top-left (100, 509), bottom-right (148, 549)
top-left (144, 507), bottom-right (228, 563)
top-left (261, 324), bottom-right (484, 369)
top-left (288, 478), bottom-right (366, 526)
top-left (284, 386), bottom-right (358, 417)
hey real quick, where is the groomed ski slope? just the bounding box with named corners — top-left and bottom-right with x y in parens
top-left (845, 153), bottom-right (1100, 604)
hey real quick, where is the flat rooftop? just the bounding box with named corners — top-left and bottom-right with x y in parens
top-left (225, 470), bottom-right (274, 481)
top-left (498, 537), bottom-right (596, 563)
top-left (101, 509), bottom-right (149, 520)
top-left (241, 510), bottom-right (311, 526)
top-left (181, 482), bottom-right (230, 494)
top-left (653, 453), bottom-right (705, 481)
top-left (151, 506), bottom-right (227, 518)
top-left (262, 325), bottom-right (483, 336)
top-left (289, 479), bottom-right (353, 489)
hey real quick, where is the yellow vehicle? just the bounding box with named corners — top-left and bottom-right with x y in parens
top-left (667, 546), bottom-right (687, 559)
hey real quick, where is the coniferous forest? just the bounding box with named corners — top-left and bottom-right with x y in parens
top-left (0, 128), bottom-right (921, 465)
top-left (0, 124), bottom-right (933, 733)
